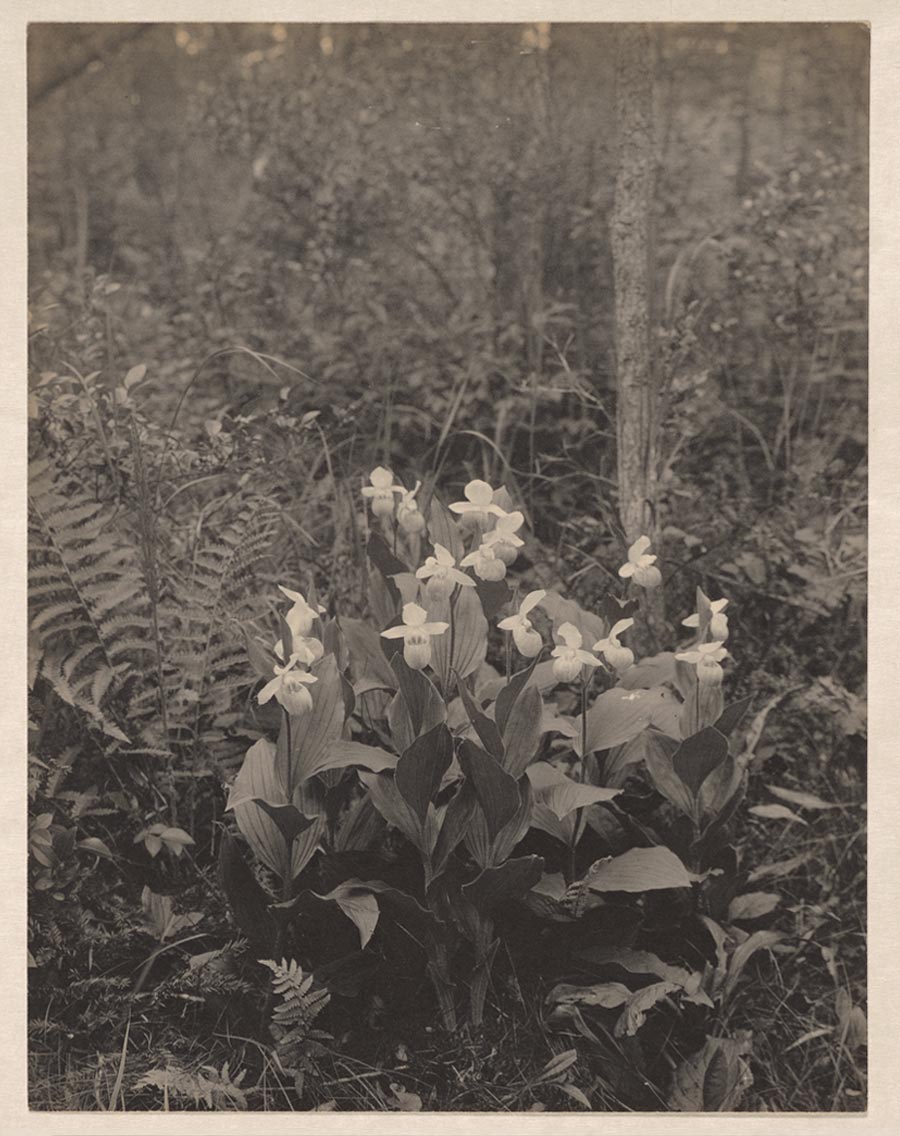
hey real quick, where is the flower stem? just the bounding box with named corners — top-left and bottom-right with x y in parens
top-left (580, 674), bottom-right (588, 760)
top-left (505, 631), bottom-right (512, 682)
top-left (447, 584), bottom-right (459, 693)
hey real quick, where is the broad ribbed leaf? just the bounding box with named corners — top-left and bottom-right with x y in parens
top-left (526, 761), bottom-right (620, 819)
top-left (585, 847), bottom-right (696, 893)
top-left (669, 1034), bottom-right (754, 1112)
top-left (253, 801), bottom-right (319, 843)
top-left (276, 654), bottom-right (347, 787)
top-left (494, 658), bottom-right (539, 735)
top-left (429, 586), bottom-right (487, 687)
top-left (548, 981), bottom-right (632, 1009)
top-left (578, 687), bottom-right (674, 756)
top-left (426, 494), bottom-right (465, 560)
top-left (615, 981), bottom-right (681, 1037)
top-left (359, 770), bottom-right (422, 848)
top-left (390, 654), bottom-right (446, 742)
top-left (339, 616), bottom-right (396, 688)
top-left (641, 729), bottom-right (694, 818)
top-left (314, 880), bottom-right (380, 949)
top-left (462, 855), bottom-right (543, 914)
top-left (320, 739), bottom-right (398, 774)
top-left (617, 652), bottom-right (678, 691)
top-left (473, 577), bottom-right (511, 620)
top-left (715, 696), bottom-right (754, 738)
top-left (502, 684), bottom-right (544, 777)
top-left (366, 531), bottom-right (409, 580)
top-left (458, 739), bottom-right (520, 841)
top-left (431, 781), bottom-right (478, 879)
top-left (457, 680), bottom-right (504, 758)
top-left (395, 723), bottom-right (454, 825)
top-left (672, 727), bottom-right (729, 798)
top-left (464, 772), bottom-right (533, 867)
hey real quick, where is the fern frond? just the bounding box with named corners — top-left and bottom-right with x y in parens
top-left (259, 958), bottom-right (330, 1033)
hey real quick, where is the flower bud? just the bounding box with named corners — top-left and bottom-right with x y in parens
top-left (633, 563), bottom-right (662, 589)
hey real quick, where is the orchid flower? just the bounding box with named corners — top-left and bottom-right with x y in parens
top-left (278, 585), bottom-right (326, 639)
top-left (380, 601), bottom-right (449, 670)
top-left (460, 541), bottom-right (507, 582)
top-left (497, 589), bottom-right (546, 658)
top-left (361, 466), bottom-right (404, 518)
top-left (448, 478), bottom-right (506, 530)
top-left (593, 618), bottom-right (635, 672)
top-left (397, 480), bottom-right (426, 534)
top-left (551, 621), bottom-right (602, 682)
top-left (683, 597), bottom-right (730, 641)
top-left (482, 510), bottom-right (525, 565)
top-left (258, 653), bottom-right (319, 716)
top-left (676, 640), bottom-right (729, 686)
top-left (618, 535), bottom-right (662, 588)
top-left (415, 543), bottom-right (476, 601)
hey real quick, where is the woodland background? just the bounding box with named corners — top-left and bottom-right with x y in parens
top-left (27, 23), bottom-right (867, 1112)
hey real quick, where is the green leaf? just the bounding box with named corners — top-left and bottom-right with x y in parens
top-left (765, 784), bottom-right (840, 810)
top-left (314, 880), bottom-right (380, 949)
top-left (359, 770), bottom-right (422, 848)
top-left (697, 752), bottom-right (743, 821)
top-left (339, 616), bottom-right (397, 688)
top-left (320, 739), bottom-right (398, 774)
top-left (615, 981), bottom-right (681, 1037)
top-left (723, 931), bottom-right (783, 1000)
top-left (457, 680), bottom-right (504, 759)
top-left (395, 723), bottom-right (454, 825)
top-left (585, 847), bottom-right (696, 893)
top-left (276, 654), bottom-right (347, 787)
top-left (242, 626), bottom-right (277, 682)
top-left (429, 586), bottom-right (488, 687)
top-left (672, 727), bottom-right (729, 798)
top-left (390, 654), bottom-right (446, 743)
top-left (617, 651), bottom-right (678, 691)
top-left (462, 855), bottom-right (543, 913)
top-left (526, 762), bottom-right (620, 820)
top-left (748, 803), bottom-right (808, 825)
top-left (578, 687), bottom-right (673, 756)
top-left (426, 494), bottom-right (465, 561)
top-left (473, 577), bottom-right (511, 620)
top-left (430, 781), bottom-right (478, 879)
top-left (548, 981), bottom-right (632, 1009)
top-left (494, 658), bottom-right (539, 735)
top-left (501, 684), bottom-right (544, 777)
top-left (217, 831), bottom-right (274, 952)
top-left (637, 730), bottom-right (695, 817)
top-left (252, 801), bottom-right (319, 844)
top-left (669, 1034), bottom-right (754, 1112)
top-left (715, 696), bottom-right (754, 738)
top-left (366, 531), bottom-right (409, 582)
top-left (727, 891), bottom-right (781, 922)
top-left (458, 739), bottom-right (521, 841)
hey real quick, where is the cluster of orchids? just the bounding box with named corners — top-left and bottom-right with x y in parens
top-left (253, 469), bottom-right (733, 718)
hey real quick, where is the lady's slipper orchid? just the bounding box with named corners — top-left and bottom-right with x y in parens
top-left (415, 543), bottom-right (476, 601)
top-left (278, 585), bottom-right (325, 639)
top-left (497, 589), bottom-right (546, 657)
top-left (397, 480), bottom-right (426, 534)
top-left (676, 641), bottom-right (729, 686)
top-left (380, 601), bottom-right (449, 670)
top-left (593, 618), bottom-right (635, 671)
top-left (274, 634), bottom-right (324, 668)
top-left (460, 541), bottom-right (507, 582)
top-left (683, 597), bottom-right (730, 641)
top-left (448, 479), bottom-right (506, 530)
top-left (482, 510), bottom-right (525, 565)
top-left (258, 654), bottom-right (319, 716)
top-left (551, 621), bottom-right (602, 682)
top-left (618, 535), bottom-right (662, 588)
top-left (362, 466), bottom-right (404, 518)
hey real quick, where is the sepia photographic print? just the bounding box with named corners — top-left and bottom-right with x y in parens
top-left (15, 3), bottom-right (889, 1125)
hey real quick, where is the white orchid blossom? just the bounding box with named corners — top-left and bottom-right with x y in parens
top-left (593, 618), bottom-right (635, 671)
top-left (618, 535), bottom-right (662, 589)
top-left (448, 478), bottom-right (506, 530)
top-left (380, 601), bottom-right (449, 670)
top-left (676, 640), bottom-right (729, 686)
top-left (361, 465), bottom-right (404, 518)
top-left (551, 621), bottom-right (602, 682)
top-left (460, 541), bottom-right (507, 582)
top-left (397, 480), bottom-right (426, 534)
top-left (278, 585), bottom-right (326, 639)
top-left (497, 589), bottom-right (546, 658)
top-left (683, 597), bottom-right (730, 641)
top-left (415, 543), bottom-right (476, 601)
top-left (258, 653), bottom-right (319, 716)
top-left (482, 510), bottom-right (525, 565)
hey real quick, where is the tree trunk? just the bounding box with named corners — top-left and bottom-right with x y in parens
top-left (610, 25), bottom-right (665, 647)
